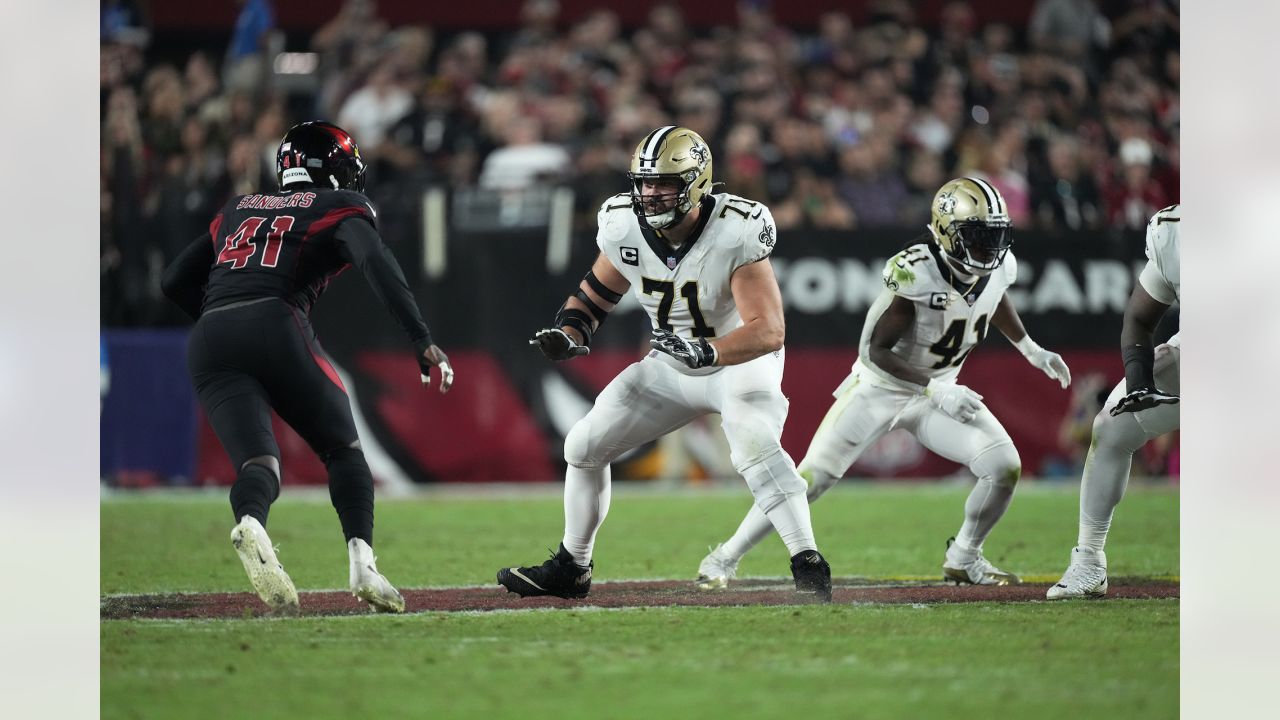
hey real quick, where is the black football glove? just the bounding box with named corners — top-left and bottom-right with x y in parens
top-left (1110, 387), bottom-right (1179, 416)
top-left (650, 329), bottom-right (717, 369)
top-left (530, 328), bottom-right (590, 362)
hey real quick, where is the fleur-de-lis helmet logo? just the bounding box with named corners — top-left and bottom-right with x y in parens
top-left (937, 191), bottom-right (957, 215)
top-left (688, 143), bottom-right (709, 167)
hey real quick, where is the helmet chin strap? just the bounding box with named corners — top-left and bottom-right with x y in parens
top-left (645, 208), bottom-right (680, 230)
top-left (943, 252), bottom-right (990, 280)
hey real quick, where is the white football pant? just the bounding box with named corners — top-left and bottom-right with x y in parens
top-left (1077, 339), bottom-right (1180, 553)
top-left (720, 364), bottom-right (1021, 561)
top-left (560, 349), bottom-right (815, 566)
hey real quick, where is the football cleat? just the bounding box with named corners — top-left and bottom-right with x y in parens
top-left (695, 543), bottom-right (739, 590)
top-left (942, 537), bottom-right (1021, 586)
top-left (231, 516), bottom-right (300, 613)
top-left (1046, 547), bottom-right (1109, 600)
top-left (790, 549), bottom-right (833, 603)
top-left (348, 538), bottom-right (405, 613)
top-left (497, 544), bottom-right (593, 599)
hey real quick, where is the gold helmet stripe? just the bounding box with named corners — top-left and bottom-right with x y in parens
top-left (967, 176), bottom-right (1005, 216)
top-left (638, 125), bottom-right (678, 168)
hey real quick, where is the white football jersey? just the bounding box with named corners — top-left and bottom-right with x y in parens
top-left (1138, 204), bottom-right (1180, 306)
top-left (596, 191), bottom-right (777, 372)
top-left (858, 242), bottom-right (1017, 389)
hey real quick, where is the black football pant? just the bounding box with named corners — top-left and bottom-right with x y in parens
top-left (187, 298), bottom-right (375, 544)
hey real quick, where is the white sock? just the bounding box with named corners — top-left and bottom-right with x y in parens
top-left (1076, 435), bottom-right (1134, 554)
top-left (721, 503), bottom-right (774, 560)
top-left (954, 476), bottom-right (1014, 554)
top-left (722, 467), bottom-right (837, 561)
top-left (561, 464), bottom-right (610, 567)
top-left (764, 492), bottom-right (817, 557)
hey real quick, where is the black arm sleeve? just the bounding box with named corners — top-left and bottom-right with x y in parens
top-left (333, 217), bottom-right (433, 350)
top-left (160, 233), bottom-right (215, 320)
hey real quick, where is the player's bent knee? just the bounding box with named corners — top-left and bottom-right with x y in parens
top-left (319, 446), bottom-right (373, 484)
top-left (564, 417), bottom-right (609, 469)
top-left (242, 455), bottom-right (281, 481)
top-left (722, 394), bottom-right (789, 471)
top-left (741, 448), bottom-right (805, 513)
top-left (1091, 407), bottom-right (1146, 455)
top-left (971, 443), bottom-right (1021, 487)
top-left (800, 467), bottom-right (839, 502)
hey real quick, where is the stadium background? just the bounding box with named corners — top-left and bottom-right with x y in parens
top-left (99, 0), bottom-right (1180, 487)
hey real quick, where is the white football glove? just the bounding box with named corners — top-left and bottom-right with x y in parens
top-left (926, 379), bottom-right (984, 424)
top-left (1015, 337), bottom-right (1071, 389)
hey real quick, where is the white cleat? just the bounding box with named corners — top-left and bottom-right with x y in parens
top-left (1046, 548), bottom-right (1109, 600)
top-left (695, 543), bottom-right (740, 590)
top-left (349, 538), bottom-right (405, 613)
top-left (231, 516), bottom-right (300, 614)
top-left (942, 538), bottom-right (1021, 586)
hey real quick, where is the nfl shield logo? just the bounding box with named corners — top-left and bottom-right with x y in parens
top-left (666, 256), bottom-right (677, 269)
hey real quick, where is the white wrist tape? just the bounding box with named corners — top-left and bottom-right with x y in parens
top-left (1013, 335), bottom-right (1042, 359)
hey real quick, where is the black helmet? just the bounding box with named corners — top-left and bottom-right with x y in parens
top-left (276, 121), bottom-right (367, 192)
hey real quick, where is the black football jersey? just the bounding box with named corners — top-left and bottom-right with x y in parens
top-left (202, 188), bottom-right (377, 315)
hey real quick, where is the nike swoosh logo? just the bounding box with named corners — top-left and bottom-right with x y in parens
top-left (509, 568), bottom-right (547, 591)
top-left (751, 209), bottom-right (763, 219)
top-left (671, 155), bottom-right (685, 161)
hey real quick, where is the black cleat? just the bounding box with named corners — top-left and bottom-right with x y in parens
top-left (497, 543), bottom-right (593, 599)
top-left (790, 549), bottom-right (833, 604)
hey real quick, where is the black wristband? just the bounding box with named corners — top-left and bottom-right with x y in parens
top-left (584, 270), bottom-right (624, 304)
top-left (574, 289), bottom-right (609, 324)
top-left (554, 306), bottom-right (594, 347)
top-left (1121, 343), bottom-right (1155, 393)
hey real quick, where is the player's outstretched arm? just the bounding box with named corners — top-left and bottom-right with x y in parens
top-left (160, 232), bottom-right (216, 320)
top-left (1112, 282), bottom-right (1176, 416)
top-left (531, 252), bottom-right (630, 362)
top-left (334, 217), bottom-right (452, 392)
top-left (991, 295), bottom-right (1072, 389)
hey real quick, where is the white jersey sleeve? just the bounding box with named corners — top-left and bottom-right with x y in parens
top-left (595, 193), bottom-right (634, 254)
top-left (732, 203), bottom-right (777, 271)
top-left (881, 245), bottom-right (937, 303)
top-left (1002, 251), bottom-right (1018, 287)
top-left (1138, 204), bottom-right (1180, 306)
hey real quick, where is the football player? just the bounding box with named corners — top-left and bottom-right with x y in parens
top-left (497, 125), bottom-right (834, 602)
top-left (161, 121), bottom-right (454, 614)
top-left (696, 177), bottom-right (1072, 589)
top-left (1047, 204), bottom-right (1180, 599)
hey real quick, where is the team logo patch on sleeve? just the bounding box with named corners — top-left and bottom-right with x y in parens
top-left (759, 223), bottom-right (775, 248)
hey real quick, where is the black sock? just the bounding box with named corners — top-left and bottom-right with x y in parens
top-left (230, 462), bottom-right (279, 527)
top-left (323, 446), bottom-right (374, 545)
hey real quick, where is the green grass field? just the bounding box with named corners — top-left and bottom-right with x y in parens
top-left (101, 482), bottom-right (1179, 719)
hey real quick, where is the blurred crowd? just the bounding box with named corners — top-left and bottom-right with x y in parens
top-left (101, 0), bottom-right (1179, 325)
